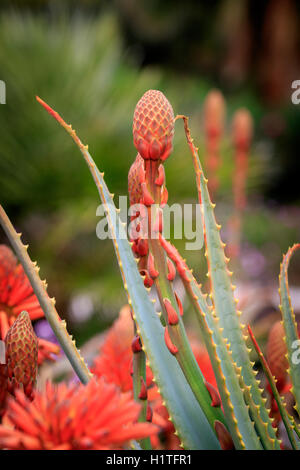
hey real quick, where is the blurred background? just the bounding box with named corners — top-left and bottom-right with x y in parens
top-left (0, 0), bottom-right (299, 353)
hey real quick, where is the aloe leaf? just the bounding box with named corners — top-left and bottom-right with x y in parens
top-left (248, 324), bottom-right (300, 450)
top-left (279, 244), bottom-right (300, 416)
top-left (0, 206), bottom-right (92, 385)
top-left (159, 235), bottom-right (264, 449)
top-left (179, 115), bottom-right (280, 449)
top-left (37, 96), bottom-right (220, 450)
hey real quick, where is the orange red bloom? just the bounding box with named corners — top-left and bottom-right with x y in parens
top-left (0, 378), bottom-right (157, 450)
top-left (0, 245), bottom-right (59, 364)
top-left (0, 245), bottom-right (44, 339)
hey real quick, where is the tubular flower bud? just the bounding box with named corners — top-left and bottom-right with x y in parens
top-left (138, 377), bottom-right (148, 400)
top-left (146, 403), bottom-right (153, 422)
top-left (128, 153), bottom-right (144, 206)
top-left (163, 298), bottom-right (179, 326)
top-left (140, 269), bottom-right (154, 288)
top-left (155, 164), bottom-right (165, 186)
top-left (5, 311), bottom-right (38, 400)
top-left (133, 90), bottom-right (174, 162)
top-left (214, 420), bottom-right (235, 450)
top-left (166, 258), bottom-right (176, 281)
top-left (205, 381), bottom-right (221, 407)
top-left (0, 364), bottom-right (7, 416)
top-left (266, 321), bottom-right (289, 392)
top-left (147, 252), bottom-right (159, 279)
top-left (164, 327), bottom-right (178, 355)
top-left (131, 334), bottom-right (143, 354)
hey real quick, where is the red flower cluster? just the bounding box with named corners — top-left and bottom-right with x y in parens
top-left (0, 379), bottom-right (157, 450)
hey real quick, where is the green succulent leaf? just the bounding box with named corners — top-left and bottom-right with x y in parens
top-left (159, 236), bottom-right (263, 450)
top-left (179, 115), bottom-right (280, 449)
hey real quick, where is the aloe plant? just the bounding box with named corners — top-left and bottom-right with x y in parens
top-left (0, 89), bottom-right (299, 450)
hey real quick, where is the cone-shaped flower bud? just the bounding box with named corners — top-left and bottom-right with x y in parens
top-left (133, 90), bottom-right (174, 161)
top-left (5, 311), bottom-right (38, 400)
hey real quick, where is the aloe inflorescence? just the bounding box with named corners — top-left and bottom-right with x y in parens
top-left (0, 90), bottom-right (298, 450)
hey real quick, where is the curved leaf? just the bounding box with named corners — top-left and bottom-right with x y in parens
top-left (179, 115), bottom-right (280, 449)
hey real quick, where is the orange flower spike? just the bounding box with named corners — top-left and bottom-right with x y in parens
top-left (133, 90), bottom-right (174, 162)
top-left (203, 90), bottom-right (225, 198)
top-left (5, 311), bottom-right (38, 400)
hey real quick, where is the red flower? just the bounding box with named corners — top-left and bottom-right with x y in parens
top-left (0, 245), bottom-right (44, 339)
top-left (5, 311), bottom-right (38, 400)
top-left (133, 90), bottom-right (174, 162)
top-left (92, 305), bottom-right (217, 449)
top-left (0, 245), bottom-right (59, 365)
top-left (0, 379), bottom-right (157, 450)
